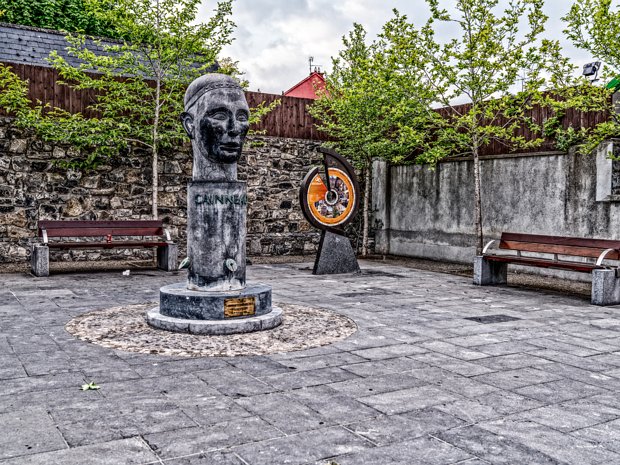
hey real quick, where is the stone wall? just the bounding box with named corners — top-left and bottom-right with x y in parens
top-left (0, 117), bottom-right (323, 264)
top-left (372, 146), bottom-right (620, 279)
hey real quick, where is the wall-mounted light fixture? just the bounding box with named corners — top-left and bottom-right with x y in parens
top-left (583, 61), bottom-right (602, 82)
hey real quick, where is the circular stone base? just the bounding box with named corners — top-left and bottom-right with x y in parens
top-left (64, 303), bottom-right (357, 357)
top-left (147, 306), bottom-right (283, 335)
top-left (159, 282), bottom-right (273, 320)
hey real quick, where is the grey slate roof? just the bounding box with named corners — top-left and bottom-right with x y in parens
top-left (0, 22), bottom-right (117, 68)
top-left (0, 22), bottom-right (216, 72)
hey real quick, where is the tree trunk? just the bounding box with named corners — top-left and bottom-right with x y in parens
top-left (152, 80), bottom-right (160, 219)
top-left (472, 140), bottom-right (483, 255)
top-left (361, 160), bottom-right (371, 257)
top-left (152, 144), bottom-right (158, 219)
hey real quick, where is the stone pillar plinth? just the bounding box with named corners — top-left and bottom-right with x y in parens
top-left (473, 256), bottom-right (507, 285)
top-left (187, 181), bottom-right (247, 291)
top-left (592, 269), bottom-right (620, 306)
top-left (31, 244), bottom-right (49, 277)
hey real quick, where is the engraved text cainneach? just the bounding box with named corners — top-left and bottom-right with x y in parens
top-left (195, 194), bottom-right (248, 207)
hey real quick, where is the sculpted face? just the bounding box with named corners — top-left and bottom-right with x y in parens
top-left (197, 89), bottom-right (250, 164)
top-left (181, 77), bottom-right (250, 165)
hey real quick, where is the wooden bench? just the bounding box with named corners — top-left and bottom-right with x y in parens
top-left (474, 232), bottom-right (620, 306)
top-left (31, 220), bottom-right (178, 276)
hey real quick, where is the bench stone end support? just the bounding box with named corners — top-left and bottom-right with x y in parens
top-left (158, 243), bottom-right (178, 271)
top-left (31, 245), bottom-right (49, 277)
top-left (592, 269), bottom-right (620, 306)
top-left (473, 256), bottom-right (507, 285)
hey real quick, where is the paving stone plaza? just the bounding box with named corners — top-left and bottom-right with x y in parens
top-left (2, 260), bottom-right (620, 464)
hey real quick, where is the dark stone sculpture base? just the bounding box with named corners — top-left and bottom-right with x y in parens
top-left (187, 181), bottom-right (246, 291)
top-left (146, 282), bottom-right (282, 335)
top-left (146, 305), bottom-right (283, 335)
top-left (313, 231), bottom-right (360, 275)
top-left (159, 282), bottom-right (272, 320)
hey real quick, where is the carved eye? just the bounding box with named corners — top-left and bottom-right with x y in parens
top-left (237, 112), bottom-right (249, 122)
top-left (210, 111), bottom-right (229, 121)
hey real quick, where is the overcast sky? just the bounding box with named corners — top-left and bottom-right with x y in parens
top-left (202, 0), bottom-right (596, 94)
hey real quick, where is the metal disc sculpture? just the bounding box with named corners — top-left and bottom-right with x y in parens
top-left (299, 147), bottom-right (361, 275)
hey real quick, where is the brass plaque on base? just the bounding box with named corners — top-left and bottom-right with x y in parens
top-left (224, 297), bottom-right (256, 318)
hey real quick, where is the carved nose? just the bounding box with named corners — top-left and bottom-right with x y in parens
top-left (228, 119), bottom-right (241, 136)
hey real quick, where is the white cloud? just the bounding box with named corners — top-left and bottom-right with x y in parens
top-left (205, 0), bottom-right (607, 94)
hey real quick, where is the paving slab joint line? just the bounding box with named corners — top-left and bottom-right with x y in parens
top-left (341, 424), bottom-right (380, 447)
top-left (233, 452), bottom-right (252, 465)
top-left (143, 459), bottom-right (165, 465)
top-left (429, 433), bottom-right (480, 461)
top-left (150, 449), bottom-right (219, 464)
top-left (507, 389), bottom-right (605, 407)
top-left (535, 414), bottom-right (620, 437)
top-left (264, 422), bottom-right (289, 437)
top-left (457, 397), bottom-right (552, 426)
top-left (48, 409), bottom-right (70, 449)
top-left (139, 435), bottom-right (165, 464)
top-left (339, 414), bottom-right (385, 429)
top-left (245, 370), bottom-right (278, 391)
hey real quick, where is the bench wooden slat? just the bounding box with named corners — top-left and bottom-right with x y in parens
top-left (486, 255), bottom-right (600, 273)
top-left (48, 241), bottom-right (169, 249)
top-left (501, 232), bottom-right (620, 250)
top-left (38, 220), bottom-right (165, 238)
top-left (481, 232), bottom-right (620, 305)
top-left (33, 219), bottom-right (178, 276)
top-left (499, 240), bottom-right (620, 260)
top-left (41, 227), bottom-right (164, 238)
top-left (38, 220), bottom-right (163, 229)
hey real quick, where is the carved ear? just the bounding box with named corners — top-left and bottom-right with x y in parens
top-left (180, 112), bottom-right (194, 139)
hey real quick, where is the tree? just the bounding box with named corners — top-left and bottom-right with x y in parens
top-left (389, 0), bottom-right (573, 255)
top-left (564, 0), bottom-right (620, 71)
top-left (22, 0), bottom-right (237, 218)
top-left (0, 63), bottom-right (30, 115)
top-left (309, 19), bottom-right (439, 256)
top-left (562, 0), bottom-right (620, 154)
top-left (0, 0), bottom-right (121, 38)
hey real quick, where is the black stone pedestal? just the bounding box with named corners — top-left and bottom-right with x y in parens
top-left (147, 181), bottom-right (283, 336)
top-left (146, 305), bottom-right (282, 335)
top-left (159, 282), bottom-right (273, 319)
top-left (147, 283), bottom-right (282, 335)
top-left (187, 181), bottom-right (246, 291)
top-left (313, 231), bottom-right (360, 275)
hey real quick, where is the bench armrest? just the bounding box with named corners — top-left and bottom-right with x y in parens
top-left (41, 228), bottom-right (48, 245)
top-left (482, 240), bottom-right (497, 255)
top-left (163, 228), bottom-right (172, 242)
top-left (596, 248), bottom-right (619, 267)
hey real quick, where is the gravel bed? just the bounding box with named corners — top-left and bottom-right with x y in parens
top-left (65, 302), bottom-right (357, 357)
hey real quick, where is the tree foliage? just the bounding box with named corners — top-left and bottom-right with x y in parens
top-left (562, 0), bottom-right (620, 155)
top-left (0, 63), bottom-right (30, 115)
top-left (19, 0), bottom-right (244, 218)
top-left (311, 20), bottom-right (438, 167)
top-left (312, 1), bottom-right (592, 256)
top-left (309, 19), bottom-right (439, 256)
top-left (564, 0), bottom-right (620, 72)
top-left (0, 0), bottom-right (120, 38)
top-left (386, 0), bottom-right (575, 254)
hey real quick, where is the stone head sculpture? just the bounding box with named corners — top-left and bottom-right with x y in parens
top-left (181, 74), bottom-right (250, 181)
